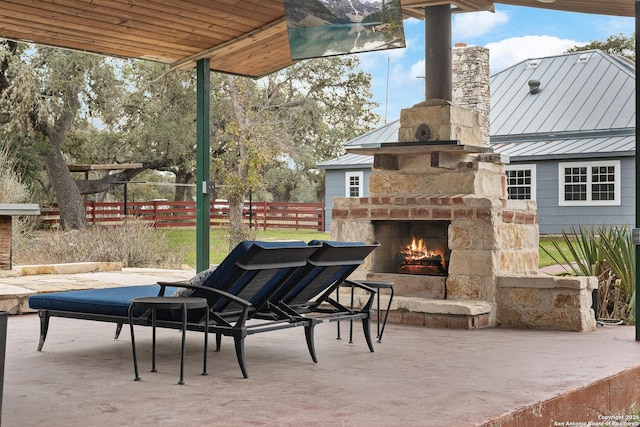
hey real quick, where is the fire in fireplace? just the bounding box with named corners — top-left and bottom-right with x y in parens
top-left (399, 237), bottom-right (446, 275)
top-left (372, 220), bottom-right (450, 277)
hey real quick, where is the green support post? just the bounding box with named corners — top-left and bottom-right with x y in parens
top-left (636, 0), bottom-right (640, 341)
top-left (196, 59), bottom-right (211, 273)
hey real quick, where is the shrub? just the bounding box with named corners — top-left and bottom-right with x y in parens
top-left (0, 142), bottom-right (29, 204)
top-left (0, 142), bottom-right (40, 255)
top-left (14, 219), bottom-right (185, 268)
top-left (541, 225), bottom-right (635, 323)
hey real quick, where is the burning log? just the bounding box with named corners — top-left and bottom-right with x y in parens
top-left (397, 237), bottom-right (446, 276)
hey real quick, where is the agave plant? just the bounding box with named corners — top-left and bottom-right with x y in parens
top-left (540, 224), bottom-right (636, 323)
top-left (594, 225), bottom-right (635, 323)
top-left (540, 225), bottom-right (605, 276)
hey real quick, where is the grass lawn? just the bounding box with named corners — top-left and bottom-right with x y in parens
top-left (538, 236), bottom-right (577, 268)
top-left (162, 228), bottom-right (329, 266)
top-left (163, 227), bottom-right (570, 269)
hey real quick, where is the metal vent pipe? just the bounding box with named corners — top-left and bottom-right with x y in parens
top-left (424, 5), bottom-right (452, 101)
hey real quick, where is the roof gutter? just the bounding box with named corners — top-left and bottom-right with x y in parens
top-left (491, 128), bottom-right (635, 144)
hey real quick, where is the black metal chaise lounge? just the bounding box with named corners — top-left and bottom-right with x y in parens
top-left (29, 240), bottom-right (319, 378)
top-left (257, 240), bottom-right (382, 360)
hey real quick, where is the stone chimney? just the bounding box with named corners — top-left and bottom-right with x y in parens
top-left (452, 44), bottom-right (490, 145)
top-left (396, 44), bottom-right (491, 148)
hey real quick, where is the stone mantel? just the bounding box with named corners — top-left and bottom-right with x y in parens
top-left (347, 141), bottom-right (495, 157)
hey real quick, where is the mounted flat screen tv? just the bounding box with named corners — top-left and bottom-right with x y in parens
top-left (284, 0), bottom-right (406, 60)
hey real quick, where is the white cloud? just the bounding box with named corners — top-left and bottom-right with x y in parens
top-left (409, 59), bottom-right (426, 79)
top-left (594, 17), bottom-right (635, 37)
top-left (378, 61), bottom-right (426, 120)
top-left (356, 28), bottom-right (421, 77)
top-left (453, 10), bottom-right (509, 41)
top-left (486, 35), bottom-right (583, 74)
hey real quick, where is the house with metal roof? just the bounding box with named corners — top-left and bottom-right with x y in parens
top-left (318, 49), bottom-right (636, 234)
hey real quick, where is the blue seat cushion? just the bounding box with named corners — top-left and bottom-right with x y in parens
top-left (28, 285), bottom-right (179, 318)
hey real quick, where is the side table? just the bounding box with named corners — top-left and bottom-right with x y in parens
top-left (337, 280), bottom-right (394, 343)
top-left (128, 297), bottom-right (209, 385)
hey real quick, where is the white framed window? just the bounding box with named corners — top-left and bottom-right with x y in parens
top-left (558, 160), bottom-right (620, 206)
top-left (345, 171), bottom-right (363, 197)
top-left (505, 164), bottom-right (536, 200)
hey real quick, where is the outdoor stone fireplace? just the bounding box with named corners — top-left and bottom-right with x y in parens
top-left (329, 99), bottom-right (597, 332)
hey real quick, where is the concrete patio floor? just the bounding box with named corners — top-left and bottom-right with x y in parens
top-left (1, 267), bottom-right (640, 426)
top-left (3, 312), bottom-right (640, 426)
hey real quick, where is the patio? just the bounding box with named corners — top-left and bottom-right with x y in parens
top-left (0, 2), bottom-right (639, 425)
top-left (3, 292), bottom-right (640, 425)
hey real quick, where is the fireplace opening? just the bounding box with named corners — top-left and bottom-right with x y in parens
top-left (373, 220), bottom-right (451, 276)
top-left (399, 237), bottom-right (446, 275)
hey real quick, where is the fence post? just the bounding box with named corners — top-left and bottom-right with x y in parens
top-left (248, 190), bottom-right (253, 229)
top-left (262, 201), bottom-right (267, 231)
top-left (153, 200), bottom-right (159, 228)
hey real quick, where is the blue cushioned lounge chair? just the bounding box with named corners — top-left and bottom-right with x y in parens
top-left (29, 240), bottom-right (318, 378)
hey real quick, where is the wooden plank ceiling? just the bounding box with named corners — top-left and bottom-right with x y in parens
top-left (0, 0), bottom-right (634, 78)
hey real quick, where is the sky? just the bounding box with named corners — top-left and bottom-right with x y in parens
top-left (354, 4), bottom-right (635, 123)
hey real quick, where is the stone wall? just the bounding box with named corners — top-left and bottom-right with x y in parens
top-left (369, 151), bottom-right (505, 197)
top-left (498, 275), bottom-right (598, 331)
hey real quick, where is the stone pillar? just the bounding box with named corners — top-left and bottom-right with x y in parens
top-left (452, 45), bottom-right (490, 145)
top-left (0, 204), bottom-right (41, 270)
top-left (0, 216), bottom-right (11, 270)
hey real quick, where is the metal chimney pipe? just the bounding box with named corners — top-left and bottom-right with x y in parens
top-left (424, 5), bottom-right (452, 101)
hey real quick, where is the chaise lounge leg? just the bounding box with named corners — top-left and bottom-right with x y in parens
top-left (233, 333), bottom-right (249, 379)
top-left (362, 317), bottom-right (374, 353)
top-left (114, 323), bottom-right (123, 339)
top-left (215, 333), bottom-right (222, 352)
top-left (304, 323), bottom-right (318, 363)
top-left (37, 311), bottom-right (50, 351)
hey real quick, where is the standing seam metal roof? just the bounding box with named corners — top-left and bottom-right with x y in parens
top-left (492, 135), bottom-right (635, 161)
top-left (490, 50), bottom-right (635, 136)
top-left (342, 120), bottom-right (401, 149)
top-left (326, 50), bottom-right (635, 167)
top-left (317, 153), bottom-right (373, 169)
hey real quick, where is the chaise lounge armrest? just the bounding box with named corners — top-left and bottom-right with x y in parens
top-left (340, 280), bottom-right (377, 294)
top-left (156, 282), bottom-right (253, 308)
top-left (341, 280), bottom-right (377, 310)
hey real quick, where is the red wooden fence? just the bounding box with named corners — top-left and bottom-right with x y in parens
top-left (40, 200), bottom-right (326, 231)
